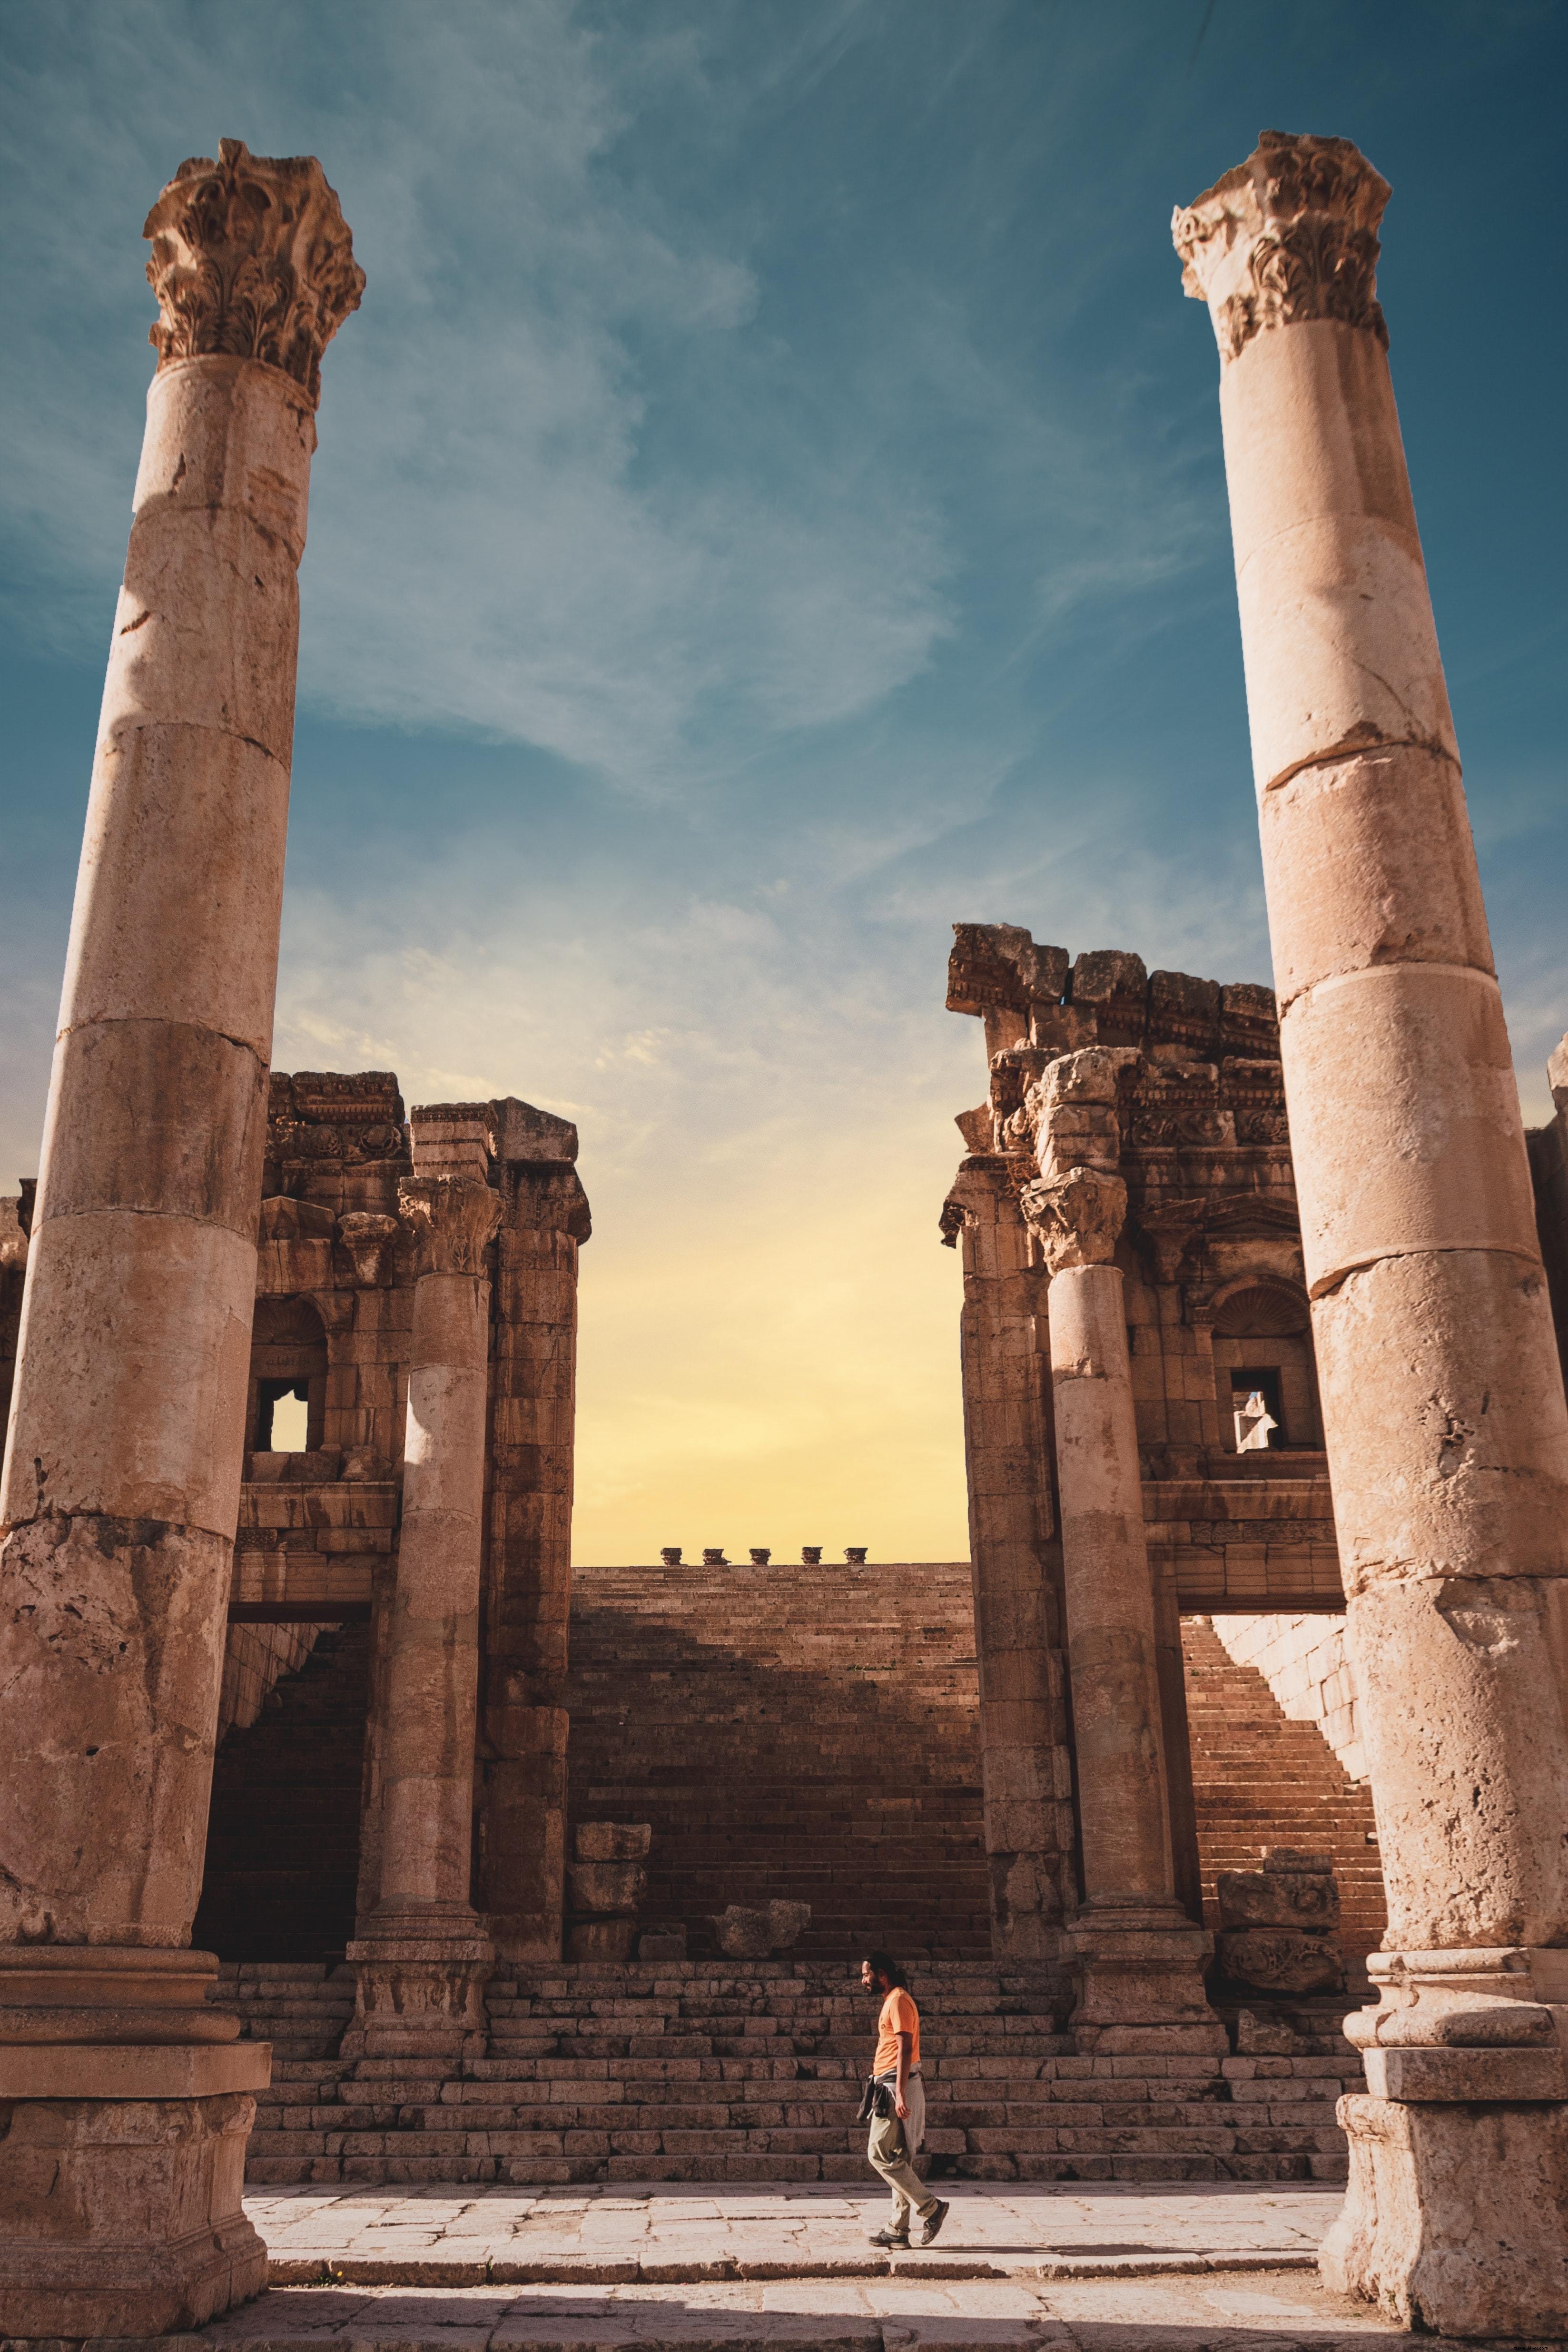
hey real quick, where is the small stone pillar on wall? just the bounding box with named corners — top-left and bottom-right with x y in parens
top-left (345, 1173), bottom-right (502, 2061)
top-left (0, 143), bottom-right (360, 2336)
top-left (1176, 132), bottom-right (1568, 2337)
top-left (1024, 1052), bottom-right (1223, 2053)
top-left (480, 1097), bottom-right (592, 1964)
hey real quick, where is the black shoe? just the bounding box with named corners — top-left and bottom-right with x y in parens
top-left (919, 2199), bottom-right (950, 2247)
top-left (869, 2225), bottom-right (910, 2247)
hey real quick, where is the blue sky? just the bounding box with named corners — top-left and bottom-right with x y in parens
top-left (2, 0), bottom-right (1563, 1559)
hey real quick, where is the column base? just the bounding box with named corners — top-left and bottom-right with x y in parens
top-left (344, 1914), bottom-right (493, 2062)
top-left (1068, 1902), bottom-right (1228, 2054)
top-left (1320, 2091), bottom-right (1568, 2339)
top-left (0, 1948), bottom-right (270, 2336)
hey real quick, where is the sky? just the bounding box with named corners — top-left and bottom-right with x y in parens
top-left (1, 0), bottom-right (1563, 1565)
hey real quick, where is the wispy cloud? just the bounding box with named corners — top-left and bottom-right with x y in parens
top-left (1, 0), bottom-right (958, 793)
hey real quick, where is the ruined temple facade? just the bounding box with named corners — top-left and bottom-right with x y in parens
top-left (4, 123), bottom-right (1568, 2345)
top-left (206, 1074), bottom-right (590, 1977)
top-left (943, 927), bottom-right (1336, 1970)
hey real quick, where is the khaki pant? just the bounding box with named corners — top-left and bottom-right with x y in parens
top-left (867, 2072), bottom-right (936, 2232)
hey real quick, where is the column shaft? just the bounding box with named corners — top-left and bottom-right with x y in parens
top-left (0, 141), bottom-right (360, 2336)
top-left (949, 1161), bottom-right (1074, 1959)
top-left (1049, 1266), bottom-right (1174, 1906)
top-left (1176, 132), bottom-right (1568, 2336)
top-left (1025, 1056), bottom-right (1222, 2052)
top-left (376, 1271), bottom-right (490, 1910)
top-left (346, 1178), bottom-right (500, 2062)
top-left (480, 1152), bottom-right (589, 1965)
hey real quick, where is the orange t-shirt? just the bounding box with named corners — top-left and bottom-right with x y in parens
top-left (874, 1986), bottom-right (920, 2076)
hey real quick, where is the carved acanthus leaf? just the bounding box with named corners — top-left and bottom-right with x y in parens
top-left (398, 1178), bottom-right (502, 1277)
top-left (144, 138), bottom-right (364, 406)
top-left (1173, 130), bottom-right (1389, 364)
top-left (1021, 1169), bottom-right (1127, 1275)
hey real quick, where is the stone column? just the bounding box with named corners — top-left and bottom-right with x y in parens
top-left (1025, 1053), bottom-right (1223, 2053)
top-left (480, 1100), bottom-right (591, 1965)
top-left (942, 1155), bottom-right (1074, 1960)
top-left (0, 143), bottom-right (360, 2336)
top-left (1176, 133), bottom-right (1568, 2337)
top-left (345, 1176), bottom-right (502, 2061)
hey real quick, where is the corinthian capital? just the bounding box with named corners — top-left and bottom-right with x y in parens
top-left (1022, 1169), bottom-right (1126, 1276)
top-left (144, 139), bottom-right (365, 406)
top-left (399, 1177), bottom-right (502, 1277)
top-left (1173, 130), bottom-right (1389, 365)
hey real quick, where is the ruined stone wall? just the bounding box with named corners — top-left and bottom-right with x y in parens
top-left (945, 929), bottom-right (1343, 1614)
top-left (190, 1071), bottom-right (587, 1964)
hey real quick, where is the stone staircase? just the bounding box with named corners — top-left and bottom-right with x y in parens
top-left (565, 1560), bottom-right (992, 1958)
top-left (225, 1957), bottom-right (1359, 2190)
top-left (1182, 1616), bottom-right (1386, 1965)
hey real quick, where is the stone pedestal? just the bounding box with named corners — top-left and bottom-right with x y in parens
top-left (346, 1176), bottom-right (502, 2061)
top-left (1026, 1060), bottom-right (1223, 2051)
top-left (0, 141), bottom-right (359, 2334)
top-left (943, 1154), bottom-right (1074, 1961)
top-left (0, 1947), bottom-right (270, 2334)
top-left (1176, 131), bottom-right (1568, 2336)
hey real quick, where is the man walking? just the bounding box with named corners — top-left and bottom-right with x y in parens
top-left (859, 1951), bottom-right (949, 2248)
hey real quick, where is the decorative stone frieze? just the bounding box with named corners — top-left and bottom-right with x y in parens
top-left (145, 139), bottom-right (365, 407)
top-left (1173, 129), bottom-right (1389, 364)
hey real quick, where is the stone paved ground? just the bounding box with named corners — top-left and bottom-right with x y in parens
top-left (159, 2183), bottom-right (1521, 2348)
top-left (248, 2180), bottom-right (1339, 2283)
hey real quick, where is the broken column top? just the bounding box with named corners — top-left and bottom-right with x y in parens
top-left (1171, 130), bottom-right (1390, 365)
top-left (144, 138), bottom-right (365, 407)
top-left (947, 923), bottom-right (1277, 1058)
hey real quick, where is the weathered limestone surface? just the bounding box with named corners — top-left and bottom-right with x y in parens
top-left (0, 140), bottom-right (360, 2335)
top-left (1177, 128), bottom-right (1568, 2337)
top-left (345, 1164), bottom-right (501, 2062)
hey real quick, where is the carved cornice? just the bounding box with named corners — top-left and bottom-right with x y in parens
top-left (1022, 1169), bottom-right (1127, 1275)
top-left (398, 1177), bottom-right (502, 1278)
top-left (144, 139), bottom-right (364, 407)
top-left (1173, 130), bottom-right (1389, 364)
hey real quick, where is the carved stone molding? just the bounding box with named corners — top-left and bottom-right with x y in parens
top-left (338, 1210), bottom-right (401, 1287)
top-left (1021, 1169), bottom-right (1127, 1275)
top-left (398, 1178), bottom-right (502, 1279)
top-left (144, 138), bottom-right (365, 406)
top-left (1173, 130), bottom-right (1389, 364)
